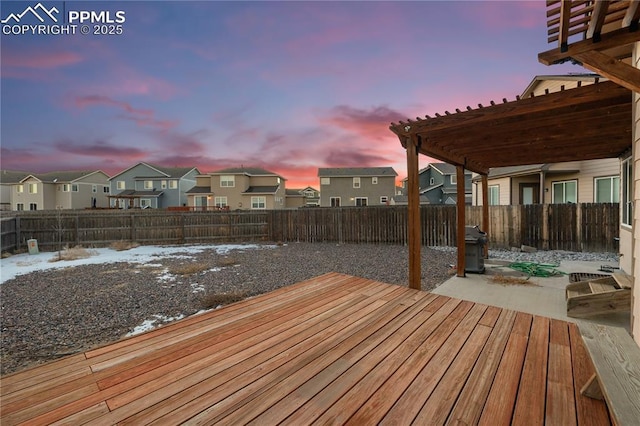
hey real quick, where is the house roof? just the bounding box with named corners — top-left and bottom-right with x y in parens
top-left (243, 186), bottom-right (279, 194)
top-left (0, 170), bottom-right (31, 184)
top-left (285, 189), bottom-right (305, 197)
top-left (185, 186), bottom-right (213, 194)
top-left (210, 167), bottom-right (282, 177)
top-left (520, 73), bottom-right (602, 99)
top-left (18, 170), bottom-right (107, 184)
top-left (109, 162), bottom-right (198, 180)
top-left (390, 80), bottom-right (631, 175)
top-left (318, 167), bottom-right (397, 177)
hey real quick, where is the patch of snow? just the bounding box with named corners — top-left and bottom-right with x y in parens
top-left (156, 268), bottom-right (176, 282)
top-left (126, 313), bottom-right (185, 337)
top-left (191, 282), bottom-right (205, 293)
top-left (0, 243), bottom-right (274, 284)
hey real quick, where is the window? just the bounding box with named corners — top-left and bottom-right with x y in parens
top-left (161, 180), bottom-right (167, 189)
top-left (140, 199), bottom-right (151, 208)
top-left (251, 196), bottom-right (266, 209)
top-left (194, 196), bottom-right (208, 207)
top-left (144, 180), bottom-right (153, 189)
top-left (450, 174), bottom-right (457, 184)
top-left (321, 177), bottom-right (330, 185)
top-left (214, 196), bottom-right (228, 208)
top-left (169, 180), bottom-right (178, 189)
top-left (117, 181), bottom-right (125, 190)
top-left (353, 177), bottom-right (361, 188)
top-left (71, 184), bottom-right (79, 192)
top-left (594, 176), bottom-right (620, 203)
top-left (28, 183), bottom-right (37, 194)
top-left (552, 180), bottom-right (577, 204)
top-left (429, 177), bottom-right (435, 186)
top-left (92, 185), bottom-right (97, 193)
top-left (16, 184), bottom-right (24, 193)
top-left (330, 197), bottom-right (341, 207)
top-left (60, 184), bottom-right (69, 192)
top-left (16, 203), bottom-right (24, 211)
top-left (103, 186), bottom-right (110, 193)
top-left (303, 189), bottom-right (314, 197)
top-left (380, 196), bottom-right (388, 204)
top-left (622, 157), bottom-right (632, 226)
top-left (355, 197), bottom-right (368, 206)
top-left (221, 175), bottom-right (235, 187)
top-left (29, 203), bottom-right (37, 211)
top-left (488, 185), bottom-right (500, 205)
top-left (372, 177), bottom-right (378, 184)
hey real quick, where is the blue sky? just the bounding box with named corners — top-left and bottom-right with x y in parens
top-left (1, 1), bottom-right (579, 188)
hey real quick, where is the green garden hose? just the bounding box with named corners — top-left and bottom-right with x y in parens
top-left (508, 261), bottom-right (567, 278)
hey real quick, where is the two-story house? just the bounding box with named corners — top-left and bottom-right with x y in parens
top-left (187, 167), bottom-right (287, 210)
top-left (108, 162), bottom-right (199, 209)
top-left (400, 163), bottom-right (472, 205)
top-left (4, 170), bottom-right (110, 211)
top-left (0, 170), bottom-right (29, 211)
top-left (286, 186), bottom-right (320, 208)
top-left (318, 167), bottom-right (397, 207)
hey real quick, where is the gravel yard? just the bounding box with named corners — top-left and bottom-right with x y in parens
top-left (1, 242), bottom-right (456, 376)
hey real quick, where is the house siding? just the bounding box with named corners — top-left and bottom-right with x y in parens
top-left (320, 175), bottom-right (395, 207)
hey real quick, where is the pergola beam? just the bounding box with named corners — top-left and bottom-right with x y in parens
top-left (573, 50), bottom-right (640, 93)
top-left (456, 165), bottom-right (466, 277)
top-left (405, 134), bottom-right (421, 290)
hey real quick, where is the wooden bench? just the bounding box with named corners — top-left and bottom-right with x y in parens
top-left (578, 322), bottom-right (640, 425)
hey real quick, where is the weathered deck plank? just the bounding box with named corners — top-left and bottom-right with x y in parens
top-left (0, 272), bottom-right (613, 426)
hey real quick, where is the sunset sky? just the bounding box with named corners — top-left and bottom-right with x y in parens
top-left (1, 1), bottom-right (579, 188)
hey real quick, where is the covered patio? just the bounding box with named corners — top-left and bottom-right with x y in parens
top-left (0, 273), bottom-right (612, 425)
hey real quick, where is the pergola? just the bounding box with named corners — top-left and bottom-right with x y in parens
top-left (391, 0), bottom-right (639, 290)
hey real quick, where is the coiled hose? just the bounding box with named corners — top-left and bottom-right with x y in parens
top-left (508, 261), bottom-right (567, 278)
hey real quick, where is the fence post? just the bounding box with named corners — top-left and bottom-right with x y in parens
top-left (576, 203), bottom-right (583, 252)
top-left (75, 214), bottom-right (80, 246)
top-left (16, 216), bottom-right (21, 250)
top-left (130, 214), bottom-right (136, 241)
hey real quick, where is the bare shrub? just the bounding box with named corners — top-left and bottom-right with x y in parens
top-left (110, 241), bottom-right (140, 251)
top-left (169, 262), bottom-right (211, 276)
top-left (200, 291), bottom-right (247, 309)
top-left (490, 275), bottom-right (539, 286)
top-left (218, 256), bottom-right (239, 267)
top-left (49, 246), bottom-right (95, 262)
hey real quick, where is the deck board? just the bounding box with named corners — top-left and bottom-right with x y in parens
top-left (0, 272), bottom-right (612, 425)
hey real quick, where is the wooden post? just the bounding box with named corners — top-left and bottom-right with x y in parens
top-left (456, 165), bottom-right (466, 277)
top-left (481, 174), bottom-right (489, 258)
top-left (406, 134), bottom-right (421, 290)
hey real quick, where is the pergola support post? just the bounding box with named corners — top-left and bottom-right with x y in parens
top-left (481, 174), bottom-right (489, 258)
top-left (456, 165), bottom-right (466, 277)
top-left (406, 134), bottom-right (421, 290)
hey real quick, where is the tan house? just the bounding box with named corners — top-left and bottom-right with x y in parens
top-left (472, 159), bottom-right (620, 206)
top-left (7, 170), bottom-right (110, 211)
top-left (187, 167), bottom-right (287, 210)
top-left (318, 167), bottom-right (397, 207)
top-left (0, 170), bottom-right (29, 211)
top-left (285, 186), bottom-right (320, 208)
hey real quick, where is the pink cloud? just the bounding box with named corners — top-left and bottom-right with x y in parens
top-left (321, 105), bottom-right (407, 141)
top-left (2, 50), bottom-right (82, 69)
top-left (460, 1), bottom-right (545, 31)
top-left (53, 139), bottom-right (149, 161)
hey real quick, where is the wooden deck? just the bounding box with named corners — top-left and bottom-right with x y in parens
top-left (0, 272), bottom-right (611, 425)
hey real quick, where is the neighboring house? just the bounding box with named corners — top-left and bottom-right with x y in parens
top-left (389, 194), bottom-right (430, 206)
top-left (471, 159), bottom-right (621, 206)
top-left (109, 162), bottom-right (199, 209)
top-left (187, 167), bottom-right (286, 210)
top-left (318, 167), bottom-right (397, 207)
top-left (472, 76), bottom-right (619, 206)
top-left (5, 170), bottom-right (110, 211)
top-left (401, 163), bottom-right (472, 205)
top-left (0, 170), bottom-right (29, 211)
top-left (287, 186), bottom-right (320, 207)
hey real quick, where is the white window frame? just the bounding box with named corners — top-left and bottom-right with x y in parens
top-left (429, 177), bottom-right (435, 186)
top-left (103, 186), bottom-right (110, 193)
top-left (488, 185), bottom-right (500, 205)
top-left (62, 184), bottom-right (70, 192)
top-left (552, 179), bottom-right (578, 204)
top-left (16, 184), bottom-right (24, 193)
top-left (372, 177), bottom-right (378, 185)
top-left (450, 174), bottom-right (457, 185)
top-left (330, 196), bottom-right (341, 207)
top-left (594, 176), bottom-right (620, 203)
top-left (71, 184), bottom-right (79, 192)
top-left (29, 202), bottom-right (37, 210)
top-left (144, 180), bottom-right (153, 189)
top-left (380, 196), bottom-right (388, 204)
top-left (140, 198), bottom-right (151, 208)
top-left (321, 177), bottom-right (330, 185)
top-left (355, 197), bottom-right (368, 207)
top-left (251, 196), bottom-right (266, 209)
top-left (622, 157), bottom-right (633, 226)
top-left (16, 203), bottom-right (24, 211)
top-left (221, 175), bottom-right (235, 187)
top-left (92, 184), bottom-right (97, 193)
top-left (117, 181), bottom-right (126, 190)
top-left (161, 180), bottom-right (167, 189)
top-left (169, 180), bottom-right (178, 189)
top-left (214, 196), bottom-right (228, 208)
top-left (28, 183), bottom-right (37, 194)
top-left (353, 177), bottom-right (361, 188)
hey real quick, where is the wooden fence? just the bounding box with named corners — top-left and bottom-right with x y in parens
top-left (0, 203), bottom-right (619, 253)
